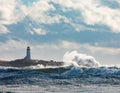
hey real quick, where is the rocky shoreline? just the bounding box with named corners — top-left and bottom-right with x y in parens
top-left (0, 59), bottom-right (64, 67)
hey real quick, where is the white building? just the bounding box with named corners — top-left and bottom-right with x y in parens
top-left (26, 46), bottom-right (31, 60)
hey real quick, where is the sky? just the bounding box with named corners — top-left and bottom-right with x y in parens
top-left (0, 0), bottom-right (120, 65)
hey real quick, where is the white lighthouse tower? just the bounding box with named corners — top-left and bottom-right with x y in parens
top-left (26, 46), bottom-right (31, 60)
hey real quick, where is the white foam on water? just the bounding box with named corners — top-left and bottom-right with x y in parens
top-left (63, 51), bottom-right (100, 68)
top-left (26, 64), bottom-right (65, 69)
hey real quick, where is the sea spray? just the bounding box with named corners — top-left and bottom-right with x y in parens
top-left (63, 51), bottom-right (99, 67)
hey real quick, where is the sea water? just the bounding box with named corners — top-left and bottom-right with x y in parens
top-left (0, 66), bottom-right (120, 93)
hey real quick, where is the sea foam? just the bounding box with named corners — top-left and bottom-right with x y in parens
top-left (63, 51), bottom-right (99, 68)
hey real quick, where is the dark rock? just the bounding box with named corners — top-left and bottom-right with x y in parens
top-left (0, 59), bottom-right (64, 67)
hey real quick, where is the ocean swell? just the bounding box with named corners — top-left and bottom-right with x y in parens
top-left (0, 66), bottom-right (120, 86)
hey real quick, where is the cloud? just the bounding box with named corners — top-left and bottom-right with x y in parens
top-left (0, 0), bottom-right (25, 24)
top-left (52, 0), bottom-right (120, 32)
top-left (82, 6), bottom-right (120, 32)
top-left (0, 0), bottom-right (16, 24)
top-left (0, 25), bottom-right (9, 34)
top-left (26, 0), bottom-right (55, 23)
top-left (60, 40), bottom-right (120, 55)
top-left (0, 0), bottom-right (119, 33)
top-left (24, 0), bottom-right (67, 24)
top-left (0, 39), bottom-right (28, 50)
top-left (27, 26), bottom-right (47, 35)
top-left (0, 40), bottom-right (28, 60)
top-left (115, 0), bottom-right (120, 4)
top-left (0, 0), bottom-right (26, 34)
top-left (60, 40), bottom-right (80, 49)
top-left (0, 0), bottom-right (16, 34)
top-left (33, 28), bottom-right (47, 35)
top-left (6, 39), bottom-right (120, 57)
top-left (0, 0), bottom-right (65, 25)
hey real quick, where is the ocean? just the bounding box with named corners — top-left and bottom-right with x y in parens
top-left (0, 66), bottom-right (120, 93)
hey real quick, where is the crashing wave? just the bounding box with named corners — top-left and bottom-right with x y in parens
top-left (63, 51), bottom-right (99, 67)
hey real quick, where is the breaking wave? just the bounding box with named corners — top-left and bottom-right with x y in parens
top-left (63, 51), bottom-right (99, 67)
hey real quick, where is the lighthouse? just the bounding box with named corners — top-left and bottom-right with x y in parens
top-left (26, 46), bottom-right (31, 60)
